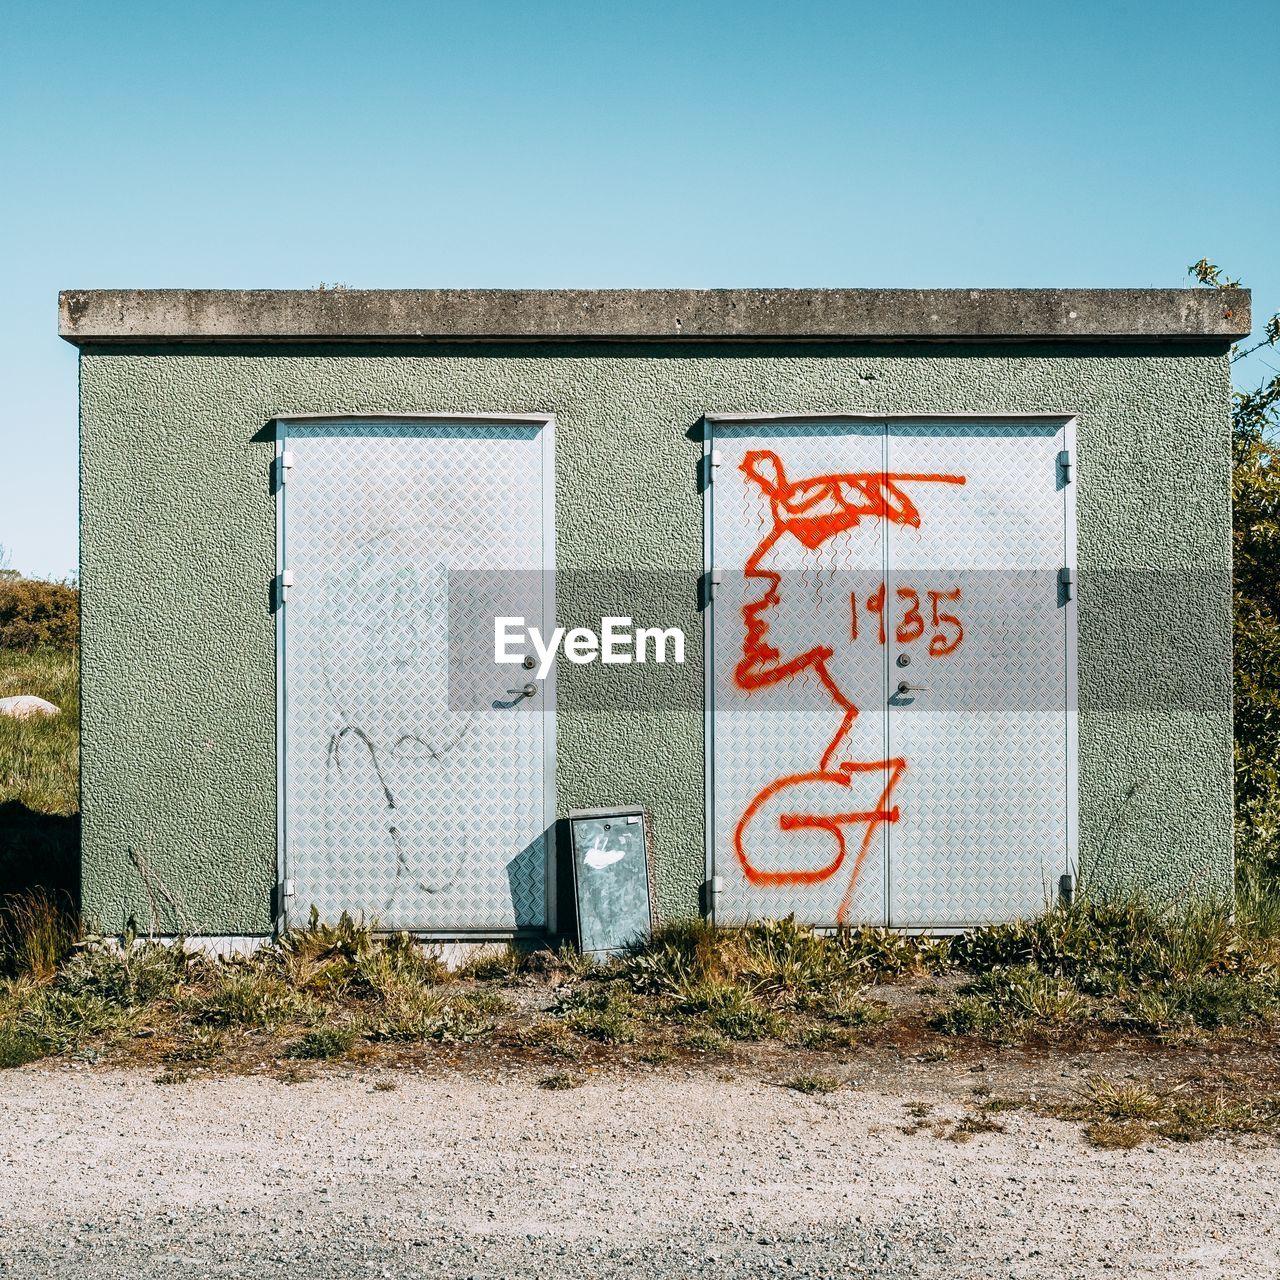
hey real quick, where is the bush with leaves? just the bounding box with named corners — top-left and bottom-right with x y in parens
top-left (0, 575), bottom-right (79, 651)
top-left (1191, 261), bottom-right (1280, 876)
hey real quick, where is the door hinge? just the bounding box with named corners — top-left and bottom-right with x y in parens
top-left (275, 570), bottom-right (294, 607)
top-left (272, 451), bottom-right (294, 488)
top-left (1058, 566), bottom-right (1075, 601)
top-left (710, 449), bottom-right (722, 471)
top-left (280, 879), bottom-right (295, 899)
top-left (701, 875), bottom-right (722, 919)
top-left (1057, 449), bottom-right (1073, 484)
top-left (1058, 873), bottom-right (1075, 906)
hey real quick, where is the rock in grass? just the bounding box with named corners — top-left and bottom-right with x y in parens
top-left (0, 696), bottom-right (61, 720)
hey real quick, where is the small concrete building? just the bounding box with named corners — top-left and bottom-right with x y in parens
top-left (60, 287), bottom-right (1248, 944)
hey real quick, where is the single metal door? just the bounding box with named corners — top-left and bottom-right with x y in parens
top-left (708, 416), bottom-right (1074, 929)
top-left (278, 416), bottom-right (555, 936)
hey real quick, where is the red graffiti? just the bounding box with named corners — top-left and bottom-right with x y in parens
top-left (731, 449), bottom-right (966, 921)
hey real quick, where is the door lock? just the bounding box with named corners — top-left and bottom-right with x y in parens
top-left (522, 655), bottom-right (536, 670)
top-left (896, 654), bottom-right (911, 667)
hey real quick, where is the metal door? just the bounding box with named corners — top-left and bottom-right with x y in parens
top-left (707, 415), bottom-right (1074, 929)
top-left (277, 415), bottom-right (555, 936)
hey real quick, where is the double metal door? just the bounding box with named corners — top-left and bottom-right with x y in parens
top-left (277, 416), bottom-right (555, 935)
top-left (709, 416), bottom-right (1074, 929)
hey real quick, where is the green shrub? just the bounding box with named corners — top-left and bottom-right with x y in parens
top-left (561, 986), bottom-right (638, 1044)
top-left (0, 1021), bottom-right (48, 1068)
top-left (0, 577), bottom-right (79, 650)
top-left (58, 940), bottom-right (190, 1007)
top-left (287, 1026), bottom-right (357, 1059)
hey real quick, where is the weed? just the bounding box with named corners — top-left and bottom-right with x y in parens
top-left (794, 1023), bottom-right (859, 1050)
top-left (58, 939), bottom-right (190, 1008)
top-left (800, 988), bottom-right (891, 1028)
top-left (456, 945), bottom-right (523, 982)
top-left (538, 1072), bottom-right (584, 1090)
top-left (681, 1028), bottom-right (728, 1053)
top-left (1088, 1077), bottom-right (1162, 1120)
top-left (197, 968), bottom-right (309, 1028)
top-left (839, 926), bottom-right (951, 976)
top-left (933, 995), bottom-right (1002, 1036)
top-left (904, 1100), bottom-right (932, 1118)
top-left (0, 1022), bottom-right (46, 1068)
top-left (153, 1068), bottom-right (191, 1085)
top-left (934, 966), bottom-right (1086, 1036)
top-left (165, 1026), bottom-right (225, 1064)
top-left (517, 1017), bottom-right (582, 1059)
top-left (782, 1073), bottom-right (841, 1095)
top-left (1085, 1118), bottom-right (1148, 1149)
top-left (363, 982), bottom-right (502, 1042)
top-left (978, 1095), bottom-right (1024, 1114)
top-left (278, 1064), bottom-right (315, 1084)
top-left (372, 1078), bottom-right (398, 1092)
top-left (561, 987), bottom-right (638, 1044)
top-left (697, 983), bottom-right (781, 1041)
top-left (287, 1026), bottom-right (357, 1059)
top-left (943, 1115), bottom-right (1006, 1143)
top-left (638, 1044), bottom-right (674, 1064)
top-left (0, 891), bottom-right (78, 980)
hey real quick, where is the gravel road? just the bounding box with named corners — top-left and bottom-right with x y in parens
top-left (0, 1065), bottom-right (1275, 1279)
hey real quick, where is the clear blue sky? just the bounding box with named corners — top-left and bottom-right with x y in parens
top-left (2, 0), bottom-right (1276, 580)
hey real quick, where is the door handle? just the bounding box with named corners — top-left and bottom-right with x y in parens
top-left (509, 683), bottom-right (539, 700)
top-left (896, 681), bottom-right (927, 695)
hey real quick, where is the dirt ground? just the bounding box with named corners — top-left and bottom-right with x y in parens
top-left (1, 1056), bottom-right (1277, 1280)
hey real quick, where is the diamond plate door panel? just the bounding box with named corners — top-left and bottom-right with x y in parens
top-left (885, 421), bottom-right (1070, 928)
top-left (710, 422), bottom-right (891, 927)
top-left (280, 421), bottom-right (553, 934)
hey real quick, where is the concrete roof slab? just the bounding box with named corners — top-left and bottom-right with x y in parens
top-left (58, 287), bottom-right (1252, 344)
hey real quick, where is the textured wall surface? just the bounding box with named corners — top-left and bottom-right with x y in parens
top-left (78, 341), bottom-right (1234, 934)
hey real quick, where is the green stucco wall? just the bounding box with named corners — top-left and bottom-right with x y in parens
top-left (78, 341), bottom-right (1234, 935)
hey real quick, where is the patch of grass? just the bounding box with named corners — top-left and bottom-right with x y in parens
top-left (933, 994), bottom-right (1002, 1036)
top-left (455, 945), bottom-right (524, 982)
top-left (0, 646), bottom-right (79, 817)
top-left (59, 939), bottom-right (192, 1008)
top-left (943, 1114), bottom-right (1006, 1143)
top-left (793, 1023), bottom-right (859, 1049)
top-left (538, 1072), bottom-right (584, 1090)
top-left (904, 1100), bottom-right (932, 1118)
top-left (0, 890), bottom-right (79, 981)
top-left (934, 965), bottom-right (1087, 1037)
top-left (0, 1021), bottom-right (47, 1068)
top-left (197, 968), bottom-right (311, 1029)
top-left (287, 1026), bottom-right (357, 1060)
top-left (153, 1068), bottom-right (191, 1085)
top-left (838, 926), bottom-right (952, 977)
top-left (782, 1073), bottom-right (841, 1095)
top-left (363, 985), bottom-right (500, 1042)
top-left (1085, 1118), bottom-right (1148, 1149)
top-left (681, 1027), bottom-right (728, 1053)
top-left (164, 1025), bottom-right (224, 1064)
top-left (977, 1095), bottom-right (1024, 1114)
top-left (516, 1017), bottom-right (582, 1060)
top-left (561, 986), bottom-right (639, 1044)
top-left (1088, 1077), bottom-right (1162, 1120)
